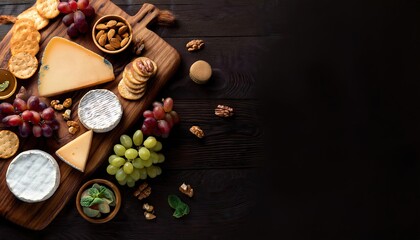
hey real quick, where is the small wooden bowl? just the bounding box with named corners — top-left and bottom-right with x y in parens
top-left (92, 15), bottom-right (133, 54)
top-left (76, 179), bottom-right (121, 224)
top-left (0, 69), bottom-right (17, 100)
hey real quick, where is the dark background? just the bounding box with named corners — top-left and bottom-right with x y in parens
top-left (262, 0), bottom-right (420, 239)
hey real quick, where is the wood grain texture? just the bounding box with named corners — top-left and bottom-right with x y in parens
top-left (0, 0), bottom-right (180, 230)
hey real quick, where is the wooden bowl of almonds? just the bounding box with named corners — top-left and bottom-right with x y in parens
top-left (92, 15), bottom-right (132, 54)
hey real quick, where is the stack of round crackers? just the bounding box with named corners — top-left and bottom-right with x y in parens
top-left (118, 57), bottom-right (157, 100)
top-left (8, 0), bottom-right (60, 80)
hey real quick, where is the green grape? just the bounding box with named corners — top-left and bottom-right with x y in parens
top-left (125, 148), bottom-right (138, 160)
top-left (132, 157), bottom-right (144, 169)
top-left (143, 136), bottom-right (157, 149)
top-left (120, 134), bottom-right (133, 148)
top-left (155, 165), bottom-right (162, 175)
top-left (133, 129), bottom-right (143, 146)
top-left (142, 157), bottom-right (153, 167)
top-left (139, 168), bottom-right (147, 179)
top-left (108, 154), bottom-right (118, 164)
top-left (115, 168), bottom-right (127, 181)
top-left (106, 165), bottom-right (119, 175)
top-left (126, 174), bottom-right (134, 183)
top-left (127, 180), bottom-right (135, 187)
top-left (157, 153), bottom-right (165, 163)
top-left (123, 162), bottom-right (134, 174)
top-left (138, 147), bottom-right (150, 160)
top-left (131, 168), bottom-right (141, 181)
top-left (118, 179), bottom-right (127, 186)
top-left (113, 144), bottom-right (126, 156)
top-left (150, 151), bottom-right (159, 164)
top-left (151, 141), bottom-right (162, 152)
top-left (146, 166), bottom-right (157, 178)
top-left (110, 157), bottom-right (126, 167)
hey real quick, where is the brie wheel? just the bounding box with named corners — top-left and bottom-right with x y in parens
top-left (6, 150), bottom-right (60, 203)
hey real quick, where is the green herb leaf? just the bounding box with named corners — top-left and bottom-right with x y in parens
top-left (0, 81), bottom-right (9, 92)
top-left (173, 203), bottom-right (190, 218)
top-left (92, 183), bottom-right (101, 190)
top-left (168, 194), bottom-right (181, 209)
top-left (102, 188), bottom-right (116, 203)
top-left (88, 187), bottom-right (100, 198)
top-left (90, 197), bottom-right (104, 207)
top-left (80, 196), bottom-right (94, 207)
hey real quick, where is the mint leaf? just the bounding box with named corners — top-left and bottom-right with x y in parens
top-left (80, 196), bottom-right (94, 207)
top-left (173, 203), bottom-right (190, 218)
top-left (90, 197), bottom-right (104, 207)
top-left (92, 183), bottom-right (101, 190)
top-left (168, 194), bottom-right (181, 209)
top-left (0, 81), bottom-right (9, 92)
top-left (88, 187), bottom-right (100, 198)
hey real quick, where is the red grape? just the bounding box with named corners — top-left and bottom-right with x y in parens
top-left (169, 110), bottom-right (180, 125)
top-left (73, 10), bottom-right (85, 25)
top-left (58, 2), bottom-right (72, 14)
top-left (143, 117), bottom-right (157, 129)
top-left (81, 4), bottom-right (95, 18)
top-left (62, 12), bottom-right (74, 26)
top-left (41, 123), bottom-right (53, 138)
top-left (13, 98), bottom-right (27, 112)
top-left (157, 120), bottom-right (170, 138)
top-left (46, 119), bottom-right (60, 131)
top-left (77, 20), bottom-right (88, 33)
top-left (19, 122), bottom-right (31, 138)
top-left (27, 95), bottom-right (40, 111)
top-left (141, 124), bottom-right (153, 136)
top-left (32, 125), bottom-right (42, 138)
top-left (164, 112), bottom-right (174, 128)
top-left (68, 0), bottom-right (78, 12)
top-left (21, 110), bottom-right (33, 122)
top-left (41, 107), bottom-right (55, 121)
top-left (38, 101), bottom-right (48, 111)
top-left (67, 23), bottom-right (79, 38)
top-left (0, 102), bottom-right (14, 115)
top-left (3, 115), bottom-right (23, 126)
top-left (163, 97), bottom-right (173, 112)
top-left (15, 86), bottom-right (29, 101)
top-left (143, 110), bottom-right (154, 118)
top-left (77, 0), bottom-right (89, 10)
top-left (30, 110), bottom-right (41, 125)
top-left (153, 101), bottom-right (163, 108)
top-left (153, 106), bottom-right (165, 120)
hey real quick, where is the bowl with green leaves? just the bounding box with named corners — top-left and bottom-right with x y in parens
top-left (76, 179), bottom-right (121, 224)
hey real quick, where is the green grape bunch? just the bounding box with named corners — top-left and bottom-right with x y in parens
top-left (106, 129), bottom-right (165, 187)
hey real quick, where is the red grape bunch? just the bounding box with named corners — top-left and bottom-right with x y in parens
top-left (141, 97), bottom-right (180, 138)
top-left (0, 89), bottom-right (59, 138)
top-left (58, 0), bottom-right (95, 38)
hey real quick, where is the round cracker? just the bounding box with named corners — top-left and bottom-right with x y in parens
top-left (123, 70), bottom-right (147, 91)
top-left (36, 0), bottom-right (60, 19)
top-left (132, 57), bottom-right (158, 78)
top-left (10, 38), bottom-right (39, 56)
top-left (12, 18), bottom-right (37, 35)
top-left (18, 7), bottom-right (49, 30)
top-left (126, 63), bottom-right (149, 84)
top-left (0, 130), bottom-right (19, 159)
top-left (118, 80), bottom-right (145, 100)
top-left (8, 52), bottom-right (38, 79)
top-left (11, 30), bottom-right (41, 45)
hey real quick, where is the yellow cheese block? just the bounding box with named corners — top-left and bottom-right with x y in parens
top-left (55, 130), bottom-right (93, 172)
top-left (38, 37), bottom-right (115, 97)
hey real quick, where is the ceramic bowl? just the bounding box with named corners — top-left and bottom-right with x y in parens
top-left (76, 178), bottom-right (121, 224)
top-left (0, 69), bottom-right (17, 100)
top-left (92, 14), bottom-right (133, 54)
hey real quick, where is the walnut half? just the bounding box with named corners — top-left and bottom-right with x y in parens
top-left (186, 39), bottom-right (204, 52)
top-left (190, 126), bottom-right (204, 138)
top-left (134, 182), bottom-right (151, 200)
top-left (215, 104), bottom-right (234, 117)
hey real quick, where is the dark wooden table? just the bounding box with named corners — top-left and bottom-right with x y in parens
top-left (0, 0), bottom-right (267, 239)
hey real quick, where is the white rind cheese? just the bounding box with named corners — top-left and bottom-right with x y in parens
top-left (6, 150), bottom-right (60, 203)
top-left (78, 89), bottom-right (123, 133)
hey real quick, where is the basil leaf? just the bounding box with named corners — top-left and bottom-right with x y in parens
top-left (168, 194), bottom-right (181, 209)
top-left (80, 196), bottom-right (94, 207)
top-left (173, 203), bottom-right (190, 218)
top-left (89, 197), bottom-right (104, 207)
top-left (0, 81), bottom-right (9, 92)
top-left (88, 187), bottom-right (100, 197)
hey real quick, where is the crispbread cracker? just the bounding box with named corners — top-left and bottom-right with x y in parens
top-left (36, 0), bottom-right (60, 19)
top-left (8, 52), bottom-right (38, 79)
top-left (10, 38), bottom-right (39, 56)
top-left (118, 79), bottom-right (145, 100)
top-left (18, 7), bottom-right (49, 30)
top-left (0, 130), bottom-right (19, 159)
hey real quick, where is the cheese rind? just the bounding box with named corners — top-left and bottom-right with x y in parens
top-left (78, 89), bottom-right (123, 133)
top-left (6, 150), bottom-right (60, 203)
top-left (38, 36), bottom-right (115, 97)
top-left (55, 130), bottom-right (93, 172)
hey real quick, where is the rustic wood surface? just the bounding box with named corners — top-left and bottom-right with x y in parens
top-left (0, 0), bottom-right (266, 239)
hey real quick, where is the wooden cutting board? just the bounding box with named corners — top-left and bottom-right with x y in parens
top-left (0, 0), bottom-right (180, 230)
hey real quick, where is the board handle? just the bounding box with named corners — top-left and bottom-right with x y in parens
top-left (130, 3), bottom-right (160, 29)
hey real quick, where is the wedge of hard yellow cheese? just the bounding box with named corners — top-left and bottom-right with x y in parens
top-left (55, 130), bottom-right (93, 172)
top-left (38, 37), bottom-right (115, 97)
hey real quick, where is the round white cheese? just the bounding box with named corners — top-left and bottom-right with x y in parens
top-left (78, 89), bottom-right (123, 133)
top-left (6, 150), bottom-right (61, 203)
